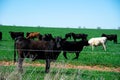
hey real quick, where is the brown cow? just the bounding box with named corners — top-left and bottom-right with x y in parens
top-left (26, 32), bottom-right (40, 39)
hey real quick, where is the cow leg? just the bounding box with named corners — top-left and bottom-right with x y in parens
top-left (45, 59), bottom-right (50, 73)
top-left (63, 52), bottom-right (68, 59)
top-left (74, 38), bottom-right (76, 41)
top-left (30, 53), bottom-right (37, 61)
top-left (92, 45), bottom-right (94, 51)
top-left (114, 39), bottom-right (117, 44)
top-left (102, 43), bottom-right (106, 51)
top-left (73, 52), bottom-right (79, 59)
top-left (17, 57), bottom-right (24, 73)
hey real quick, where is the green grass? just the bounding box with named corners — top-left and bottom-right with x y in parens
top-left (0, 66), bottom-right (120, 80)
top-left (0, 25), bottom-right (120, 67)
top-left (0, 25), bottom-right (120, 79)
top-left (58, 52), bottom-right (120, 67)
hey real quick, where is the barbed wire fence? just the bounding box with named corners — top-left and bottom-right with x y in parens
top-left (0, 47), bottom-right (120, 79)
top-left (0, 48), bottom-right (120, 54)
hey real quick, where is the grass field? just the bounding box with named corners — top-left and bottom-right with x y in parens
top-left (0, 66), bottom-right (120, 80)
top-left (0, 25), bottom-right (120, 80)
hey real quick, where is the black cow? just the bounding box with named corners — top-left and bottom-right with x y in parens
top-left (101, 34), bottom-right (117, 44)
top-left (9, 31), bottom-right (24, 40)
top-left (61, 40), bottom-right (89, 59)
top-left (0, 32), bottom-right (2, 40)
top-left (42, 34), bottom-right (54, 41)
top-left (14, 36), bottom-right (62, 73)
top-left (26, 32), bottom-right (31, 37)
top-left (71, 33), bottom-right (88, 41)
top-left (65, 32), bottom-right (74, 40)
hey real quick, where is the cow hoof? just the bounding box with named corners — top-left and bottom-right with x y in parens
top-left (72, 57), bottom-right (78, 60)
top-left (45, 70), bottom-right (49, 73)
top-left (65, 58), bottom-right (68, 59)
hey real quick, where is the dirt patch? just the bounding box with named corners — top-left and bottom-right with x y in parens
top-left (0, 61), bottom-right (120, 72)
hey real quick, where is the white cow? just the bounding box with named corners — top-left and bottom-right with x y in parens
top-left (88, 37), bottom-right (107, 51)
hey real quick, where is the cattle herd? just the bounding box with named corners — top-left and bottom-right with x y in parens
top-left (0, 31), bottom-right (118, 73)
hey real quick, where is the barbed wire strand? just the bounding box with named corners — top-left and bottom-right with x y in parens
top-left (0, 48), bottom-right (120, 54)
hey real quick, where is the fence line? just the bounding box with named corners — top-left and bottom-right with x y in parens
top-left (0, 48), bottom-right (120, 54)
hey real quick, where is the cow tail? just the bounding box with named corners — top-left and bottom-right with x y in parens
top-left (14, 42), bottom-right (16, 63)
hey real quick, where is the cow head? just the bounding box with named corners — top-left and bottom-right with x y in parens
top-left (81, 40), bottom-right (89, 46)
top-left (101, 34), bottom-right (106, 37)
top-left (54, 36), bottom-right (63, 49)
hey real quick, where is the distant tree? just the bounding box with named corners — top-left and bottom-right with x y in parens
top-left (37, 26), bottom-right (41, 27)
top-left (97, 26), bottom-right (101, 29)
top-left (13, 25), bottom-right (16, 27)
top-left (83, 26), bottom-right (86, 29)
top-left (78, 26), bottom-right (81, 29)
top-left (118, 27), bottom-right (120, 30)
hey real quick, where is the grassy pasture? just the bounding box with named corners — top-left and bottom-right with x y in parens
top-left (0, 66), bottom-right (120, 80)
top-left (0, 25), bottom-right (120, 79)
top-left (0, 25), bottom-right (120, 67)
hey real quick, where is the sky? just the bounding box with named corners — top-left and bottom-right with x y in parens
top-left (0, 0), bottom-right (120, 29)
